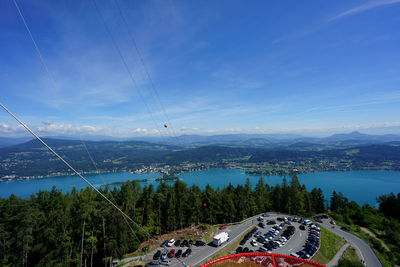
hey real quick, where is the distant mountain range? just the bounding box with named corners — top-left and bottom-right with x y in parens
top-left (1, 136), bottom-right (400, 179)
top-left (0, 137), bottom-right (33, 148)
top-left (1, 131), bottom-right (400, 148)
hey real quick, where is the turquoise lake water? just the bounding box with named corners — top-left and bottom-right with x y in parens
top-left (0, 169), bottom-right (399, 206)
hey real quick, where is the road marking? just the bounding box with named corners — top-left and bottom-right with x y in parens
top-left (288, 248), bottom-right (293, 252)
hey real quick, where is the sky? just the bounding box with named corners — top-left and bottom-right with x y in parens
top-left (1, 0), bottom-right (400, 138)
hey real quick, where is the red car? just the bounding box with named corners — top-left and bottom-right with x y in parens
top-left (168, 249), bottom-right (175, 258)
top-left (219, 224), bottom-right (227, 230)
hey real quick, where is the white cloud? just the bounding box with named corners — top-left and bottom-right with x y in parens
top-left (2, 121), bottom-right (400, 138)
top-left (329, 0), bottom-right (400, 21)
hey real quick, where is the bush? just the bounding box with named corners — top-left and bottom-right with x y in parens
top-left (338, 258), bottom-right (363, 267)
top-left (142, 244), bottom-right (150, 253)
top-left (199, 225), bottom-right (207, 230)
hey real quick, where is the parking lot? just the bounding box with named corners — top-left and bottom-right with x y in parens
top-left (235, 216), bottom-right (320, 260)
top-left (142, 213), bottom-right (321, 267)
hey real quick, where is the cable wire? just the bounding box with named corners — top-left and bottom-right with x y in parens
top-left (11, 0), bottom-right (151, 242)
top-left (0, 103), bottom-right (151, 240)
top-left (111, 0), bottom-right (184, 146)
top-left (91, 0), bottom-right (168, 145)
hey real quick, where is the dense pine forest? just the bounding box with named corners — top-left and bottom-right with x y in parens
top-left (1, 175), bottom-right (399, 266)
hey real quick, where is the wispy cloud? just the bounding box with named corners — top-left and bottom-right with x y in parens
top-left (329, 0), bottom-right (400, 21)
top-left (274, 0), bottom-right (400, 43)
top-left (302, 90), bottom-right (400, 114)
top-left (0, 122), bottom-right (160, 138)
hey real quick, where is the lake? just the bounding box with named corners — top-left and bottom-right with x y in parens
top-left (0, 169), bottom-right (399, 206)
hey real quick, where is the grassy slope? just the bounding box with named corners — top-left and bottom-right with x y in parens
top-left (311, 227), bottom-right (346, 265)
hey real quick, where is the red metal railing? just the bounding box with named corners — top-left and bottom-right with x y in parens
top-left (200, 252), bottom-right (326, 267)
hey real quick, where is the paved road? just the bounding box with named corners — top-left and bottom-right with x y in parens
top-left (321, 224), bottom-right (381, 267)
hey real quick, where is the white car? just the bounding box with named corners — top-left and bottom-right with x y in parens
top-left (167, 239), bottom-right (175, 247)
top-left (160, 260), bottom-right (170, 266)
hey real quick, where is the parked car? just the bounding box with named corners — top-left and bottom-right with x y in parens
top-left (160, 240), bottom-right (169, 247)
top-left (298, 250), bottom-right (310, 259)
top-left (153, 250), bottom-right (161, 260)
top-left (258, 246), bottom-right (270, 253)
top-left (175, 249), bottom-right (182, 258)
top-left (161, 250), bottom-right (168, 260)
top-left (167, 239), bottom-right (175, 247)
top-left (174, 240), bottom-right (181, 247)
top-left (195, 240), bottom-right (206, 246)
top-left (160, 260), bottom-right (170, 266)
top-left (236, 247), bottom-right (243, 253)
top-left (146, 261), bottom-right (160, 267)
top-left (257, 236), bottom-right (267, 244)
top-left (330, 220), bottom-right (336, 225)
top-left (168, 249), bottom-right (175, 258)
top-left (250, 239), bottom-right (258, 247)
top-left (290, 252), bottom-right (300, 258)
top-left (219, 224), bottom-right (227, 230)
top-left (180, 240), bottom-right (188, 247)
top-left (258, 222), bottom-right (266, 228)
top-left (182, 248), bottom-right (192, 257)
top-left (341, 226), bottom-right (351, 232)
top-left (267, 220), bottom-right (276, 225)
top-left (299, 225), bottom-right (306, 230)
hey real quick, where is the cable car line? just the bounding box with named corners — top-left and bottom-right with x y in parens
top-left (11, 0), bottom-right (148, 241)
top-left (0, 103), bottom-right (151, 240)
top-left (91, 0), bottom-right (168, 145)
top-left (111, 0), bottom-right (180, 139)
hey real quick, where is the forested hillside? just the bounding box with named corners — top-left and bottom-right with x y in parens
top-left (0, 175), bottom-right (325, 266)
top-left (1, 138), bottom-right (400, 179)
top-left (0, 139), bottom-right (178, 178)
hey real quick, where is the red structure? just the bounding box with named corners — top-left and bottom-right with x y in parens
top-left (200, 252), bottom-right (326, 267)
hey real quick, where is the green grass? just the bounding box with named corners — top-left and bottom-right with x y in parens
top-left (311, 227), bottom-right (346, 265)
top-left (343, 247), bottom-right (359, 262)
top-left (338, 247), bottom-right (363, 267)
top-left (320, 227), bottom-right (346, 259)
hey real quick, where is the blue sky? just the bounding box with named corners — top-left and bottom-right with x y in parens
top-left (1, 0), bottom-right (400, 138)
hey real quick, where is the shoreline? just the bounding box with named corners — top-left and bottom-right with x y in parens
top-left (1, 167), bottom-right (399, 183)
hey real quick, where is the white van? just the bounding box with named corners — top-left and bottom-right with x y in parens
top-left (167, 239), bottom-right (175, 247)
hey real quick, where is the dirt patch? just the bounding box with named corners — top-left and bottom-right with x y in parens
top-left (360, 227), bottom-right (390, 251)
top-left (311, 251), bottom-right (329, 265)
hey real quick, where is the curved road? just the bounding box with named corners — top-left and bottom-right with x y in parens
top-left (321, 224), bottom-right (381, 267)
